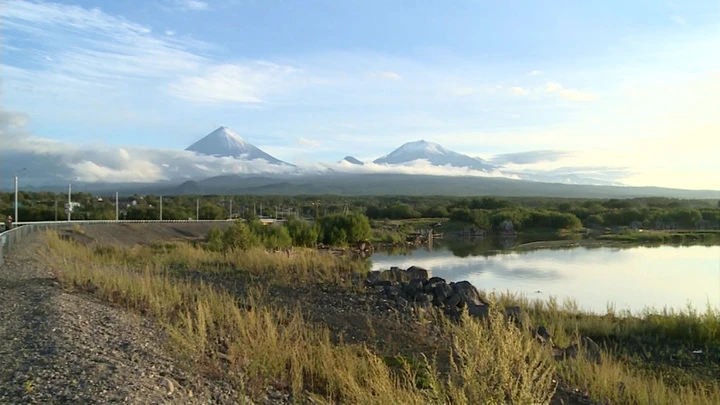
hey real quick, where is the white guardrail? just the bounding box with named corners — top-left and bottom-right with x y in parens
top-left (0, 219), bottom-right (253, 265)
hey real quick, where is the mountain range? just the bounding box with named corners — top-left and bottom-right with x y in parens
top-left (187, 127), bottom-right (499, 173)
top-left (3, 126), bottom-right (717, 199)
top-left (183, 127), bottom-right (620, 186)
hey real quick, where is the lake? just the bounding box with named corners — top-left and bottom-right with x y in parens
top-left (370, 239), bottom-right (720, 315)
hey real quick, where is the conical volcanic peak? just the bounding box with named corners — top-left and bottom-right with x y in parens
top-left (186, 126), bottom-right (287, 165)
top-left (373, 140), bottom-right (495, 171)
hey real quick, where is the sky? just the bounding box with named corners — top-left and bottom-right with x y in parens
top-left (1, 0), bottom-right (720, 190)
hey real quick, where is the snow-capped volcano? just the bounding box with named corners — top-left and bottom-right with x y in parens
top-left (373, 140), bottom-right (496, 172)
top-left (186, 126), bottom-right (289, 165)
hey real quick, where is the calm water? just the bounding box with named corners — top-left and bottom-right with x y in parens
top-left (370, 239), bottom-right (720, 314)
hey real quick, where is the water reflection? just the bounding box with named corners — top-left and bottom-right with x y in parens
top-left (370, 239), bottom-right (720, 314)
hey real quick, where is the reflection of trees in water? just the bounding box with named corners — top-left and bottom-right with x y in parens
top-left (440, 237), bottom-right (519, 258)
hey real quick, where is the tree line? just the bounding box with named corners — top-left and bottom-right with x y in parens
top-left (2, 191), bottom-right (718, 230)
top-left (206, 213), bottom-right (372, 251)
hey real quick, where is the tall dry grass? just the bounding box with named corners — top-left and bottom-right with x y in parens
top-left (43, 231), bottom-right (557, 404)
top-left (75, 239), bottom-right (369, 286)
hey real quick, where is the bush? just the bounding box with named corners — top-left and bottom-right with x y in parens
top-left (317, 213), bottom-right (372, 246)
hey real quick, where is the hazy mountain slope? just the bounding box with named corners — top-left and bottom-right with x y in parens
top-left (340, 156), bottom-right (364, 165)
top-left (160, 173), bottom-right (719, 199)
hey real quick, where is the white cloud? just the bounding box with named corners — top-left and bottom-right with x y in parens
top-left (171, 0), bottom-right (209, 11)
top-left (369, 72), bottom-right (402, 81)
top-left (0, 109), bottom-right (295, 184)
top-left (530, 70), bottom-right (543, 76)
top-left (1, 0), bottom-right (299, 106)
top-left (296, 137), bottom-right (321, 148)
top-left (544, 81), bottom-right (563, 93)
top-left (168, 62), bottom-right (304, 104)
top-left (544, 81), bottom-right (597, 102)
top-left (329, 160), bottom-right (520, 179)
top-left (510, 86), bottom-right (530, 95)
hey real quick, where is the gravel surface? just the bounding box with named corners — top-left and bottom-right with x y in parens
top-left (0, 233), bottom-right (243, 405)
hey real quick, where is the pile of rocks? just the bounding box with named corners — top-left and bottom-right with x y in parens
top-left (363, 266), bottom-right (601, 364)
top-left (364, 266), bottom-right (526, 326)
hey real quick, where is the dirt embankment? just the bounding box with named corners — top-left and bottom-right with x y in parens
top-left (0, 223), bottom-right (255, 404)
top-left (65, 222), bottom-right (233, 246)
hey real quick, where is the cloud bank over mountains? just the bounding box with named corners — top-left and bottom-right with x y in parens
top-left (1, 108), bottom-right (633, 188)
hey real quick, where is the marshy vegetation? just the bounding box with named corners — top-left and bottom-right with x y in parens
top-left (41, 225), bottom-right (720, 404)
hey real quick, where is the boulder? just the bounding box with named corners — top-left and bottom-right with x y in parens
top-left (558, 337), bottom-right (602, 364)
top-left (444, 293), bottom-right (462, 308)
top-left (402, 279), bottom-right (424, 298)
top-left (582, 336), bottom-right (602, 364)
top-left (432, 282), bottom-right (453, 306)
top-left (366, 271), bottom-right (382, 286)
top-left (536, 325), bottom-right (553, 346)
top-left (415, 293), bottom-right (434, 304)
top-left (468, 303), bottom-right (489, 320)
top-left (424, 277), bottom-right (446, 293)
top-left (504, 306), bottom-right (531, 330)
top-left (450, 281), bottom-right (487, 307)
top-left (382, 268), bottom-right (408, 283)
top-left (374, 280), bottom-right (392, 287)
top-left (406, 266), bottom-right (430, 281)
top-left (384, 284), bottom-right (403, 299)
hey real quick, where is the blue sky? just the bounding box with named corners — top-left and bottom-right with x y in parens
top-left (2, 0), bottom-right (720, 189)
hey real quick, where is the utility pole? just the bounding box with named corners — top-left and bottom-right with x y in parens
top-left (260, 203), bottom-right (263, 218)
top-left (115, 192), bottom-right (119, 221)
top-left (54, 199), bottom-right (58, 221)
top-left (13, 168), bottom-right (26, 224)
top-left (160, 195), bottom-right (163, 221)
top-left (14, 174), bottom-right (18, 224)
top-left (67, 182), bottom-right (72, 222)
top-left (196, 199), bottom-right (199, 221)
top-left (229, 199), bottom-right (233, 220)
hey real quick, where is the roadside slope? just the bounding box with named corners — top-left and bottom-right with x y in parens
top-left (0, 232), bottom-right (239, 404)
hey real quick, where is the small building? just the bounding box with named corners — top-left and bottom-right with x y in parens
top-left (630, 221), bottom-right (642, 231)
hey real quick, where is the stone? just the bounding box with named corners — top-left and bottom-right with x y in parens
top-left (157, 377), bottom-right (175, 395)
top-left (451, 281), bottom-right (487, 307)
top-left (415, 293), bottom-right (434, 304)
top-left (406, 266), bottom-right (429, 281)
top-left (536, 325), bottom-right (553, 346)
top-left (433, 282), bottom-right (453, 304)
top-left (402, 279), bottom-right (424, 298)
top-left (504, 306), bottom-right (530, 330)
top-left (384, 285), bottom-right (403, 299)
top-left (444, 293), bottom-right (462, 308)
top-left (382, 268), bottom-right (408, 283)
top-left (582, 336), bottom-right (602, 364)
top-left (468, 303), bottom-right (489, 320)
top-left (424, 277), bottom-right (446, 293)
top-left (366, 271), bottom-right (382, 285)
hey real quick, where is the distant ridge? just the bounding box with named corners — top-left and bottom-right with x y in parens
top-left (340, 156), bottom-right (364, 165)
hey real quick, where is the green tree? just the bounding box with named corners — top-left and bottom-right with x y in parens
top-left (222, 221), bottom-right (258, 250)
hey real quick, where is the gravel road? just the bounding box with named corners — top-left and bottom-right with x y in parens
top-left (0, 233), bottom-right (242, 405)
